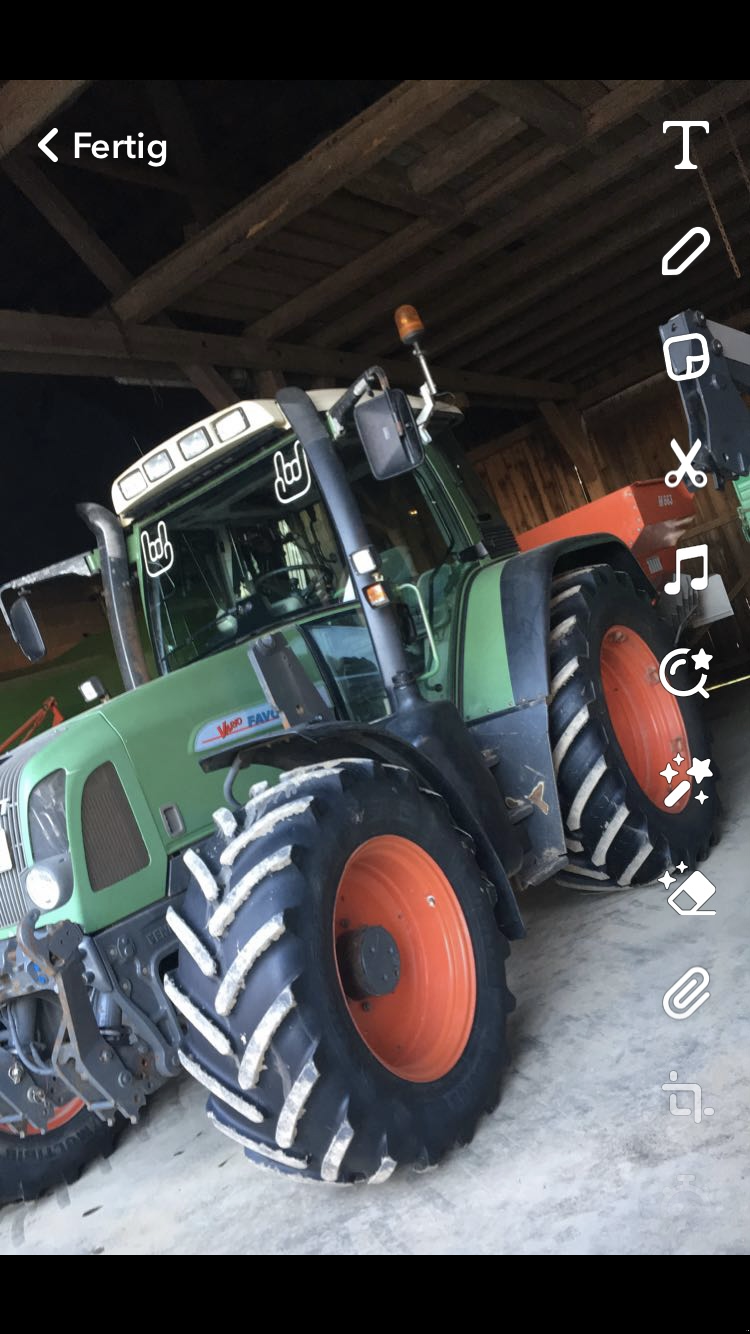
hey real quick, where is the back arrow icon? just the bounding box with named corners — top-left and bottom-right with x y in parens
top-left (38, 128), bottom-right (59, 162)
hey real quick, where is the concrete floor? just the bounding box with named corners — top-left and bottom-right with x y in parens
top-left (2, 683), bottom-right (749, 1255)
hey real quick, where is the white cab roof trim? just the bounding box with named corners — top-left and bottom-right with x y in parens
top-left (112, 389), bottom-right (461, 521)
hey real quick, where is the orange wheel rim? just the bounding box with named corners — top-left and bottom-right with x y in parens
top-left (333, 835), bottom-right (476, 1083)
top-left (600, 625), bottom-right (691, 811)
top-left (0, 1096), bottom-right (84, 1137)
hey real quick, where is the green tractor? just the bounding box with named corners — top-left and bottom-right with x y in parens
top-left (0, 308), bottom-right (719, 1198)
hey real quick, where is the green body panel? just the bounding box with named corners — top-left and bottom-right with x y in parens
top-left (734, 476), bottom-right (750, 541)
top-left (460, 559), bottom-right (516, 721)
top-left (3, 712), bottom-right (167, 941)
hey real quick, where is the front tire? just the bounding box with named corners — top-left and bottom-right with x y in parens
top-left (549, 564), bottom-right (716, 889)
top-left (0, 1102), bottom-right (117, 1205)
top-left (170, 760), bottom-right (513, 1183)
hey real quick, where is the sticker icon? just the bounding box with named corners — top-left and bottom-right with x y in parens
top-left (664, 544), bottom-right (709, 595)
top-left (273, 441), bottom-right (311, 505)
top-left (141, 521), bottom-right (174, 578)
top-left (658, 647), bottom-right (711, 700)
top-left (665, 438), bottom-right (707, 489)
top-left (663, 332), bottom-right (710, 382)
top-left (662, 227), bottom-right (711, 277)
top-left (662, 1070), bottom-right (714, 1121)
top-left (662, 966), bottom-right (710, 1020)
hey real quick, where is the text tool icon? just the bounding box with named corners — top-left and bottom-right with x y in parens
top-left (663, 967), bottom-right (710, 1020)
top-left (662, 1070), bottom-right (714, 1122)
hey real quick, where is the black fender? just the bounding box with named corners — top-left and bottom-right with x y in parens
top-left (500, 534), bottom-right (655, 707)
top-left (199, 703), bottom-right (526, 940)
top-left (467, 535), bottom-right (654, 887)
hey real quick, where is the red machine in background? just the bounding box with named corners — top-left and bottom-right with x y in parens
top-left (518, 480), bottom-right (696, 593)
top-left (0, 697), bottom-right (63, 754)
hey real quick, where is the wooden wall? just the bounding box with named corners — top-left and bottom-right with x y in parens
top-left (471, 378), bottom-right (750, 667)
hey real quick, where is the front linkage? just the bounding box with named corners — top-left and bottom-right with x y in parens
top-left (0, 898), bottom-right (181, 1136)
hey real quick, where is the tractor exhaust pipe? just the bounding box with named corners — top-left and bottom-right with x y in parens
top-left (77, 503), bottom-right (150, 692)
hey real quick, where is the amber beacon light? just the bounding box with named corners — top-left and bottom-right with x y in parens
top-left (394, 304), bottom-right (425, 346)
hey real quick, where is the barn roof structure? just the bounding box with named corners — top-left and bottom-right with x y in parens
top-left (2, 78), bottom-right (749, 421)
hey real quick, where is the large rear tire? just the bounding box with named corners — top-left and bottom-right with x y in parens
top-left (170, 759), bottom-right (513, 1183)
top-left (548, 564), bottom-right (716, 889)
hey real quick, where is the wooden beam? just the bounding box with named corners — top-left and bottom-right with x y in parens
top-left (327, 81), bottom-right (732, 353)
top-left (253, 368), bottom-right (286, 397)
top-left (147, 79), bottom-right (226, 223)
top-left (3, 155), bottom-right (131, 293)
top-left (484, 80), bottom-right (584, 144)
top-left (2, 156), bottom-right (233, 409)
top-left (0, 351), bottom-right (191, 383)
top-left (348, 162), bottom-right (464, 225)
top-left (0, 308), bottom-right (576, 401)
top-left (107, 80), bottom-right (488, 325)
top-left (408, 104), bottom-right (521, 193)
top-left (259, 79), bottom-right (675, 348)
top-left (0, 80), bottom-right (90, 158)
top-left (540, 400), bottom-right (606, 497)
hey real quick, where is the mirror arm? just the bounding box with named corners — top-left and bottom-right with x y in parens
top-left (327, 366), bottom-right (390, 437)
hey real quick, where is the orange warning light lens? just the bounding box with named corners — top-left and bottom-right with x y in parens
top-left (394, 304), bottom-right (425, 346)
top-left (364, 582), bottom-right (390, 607)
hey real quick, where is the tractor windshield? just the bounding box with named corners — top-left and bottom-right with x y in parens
top-left (141, 430), bottom-right (459, 675)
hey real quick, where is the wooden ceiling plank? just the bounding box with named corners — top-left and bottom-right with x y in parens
top-left (483, 81), bottom-right (585, 144)
top-left (107, 80), bottom-right (489, 325)
top-left (266, 80), bottom-right (677, 349)
top-left (316, 79), bottom-right (683, 351)
top-left (0, 307), bottom-right (575, 401)
top-left (408, 105), bottom-right (522, 193)
top-left (425, 103), bottom-right (750, 361)
top-left (348, 161), bottom-right (464, 225)
top-left (0, 80), bottom-right (91, 158)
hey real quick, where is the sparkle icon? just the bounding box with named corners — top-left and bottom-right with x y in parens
top-left (676, 861), bottom-right (688, 873)
top-left (673, 752), bottom-right (685, 766)
top-left (661, 763), bottom-right (679, 784)
top-left (695, 791), bottom-right (709, 805)
top-left (687, 756), bottom-right (713, 784)
top-left (659, 870), bottom-right (676, 889)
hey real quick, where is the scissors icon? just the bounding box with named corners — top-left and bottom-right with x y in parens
top-left (665, 437), bottom-right (707, 489)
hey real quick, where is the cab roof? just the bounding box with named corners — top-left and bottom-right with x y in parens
top-left (112, 389), bottom-right (460, 522)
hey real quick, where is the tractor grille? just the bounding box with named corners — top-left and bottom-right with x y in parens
top-left (0, 735), bottom-right (52, 929)
top-left (82, 762), bottom-right (149, 891)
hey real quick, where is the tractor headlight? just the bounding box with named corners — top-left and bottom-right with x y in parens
top-left (143, 449), bottom-right (174, 482)
top-left (178, 427), bottom-right (211, 460)
top-left (25, 856), bottom-right (73, 912)
top-left (118, 469), bottom-right (147, 501)
top-left (28, 770), bottom-right (69, 861)
top-left (213, 407), bottom-right (248, 442)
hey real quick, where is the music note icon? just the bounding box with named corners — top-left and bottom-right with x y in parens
top-left (664, 544), bottom-right (709, 596)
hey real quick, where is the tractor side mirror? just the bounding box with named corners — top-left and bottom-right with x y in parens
top-left (8, 596), bottom-right (46, 664)
top-left (354, 388), bottom-right (424, 481)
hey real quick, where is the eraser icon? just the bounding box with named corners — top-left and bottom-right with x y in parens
top-left (667, 869), bottom-right (716, 916)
